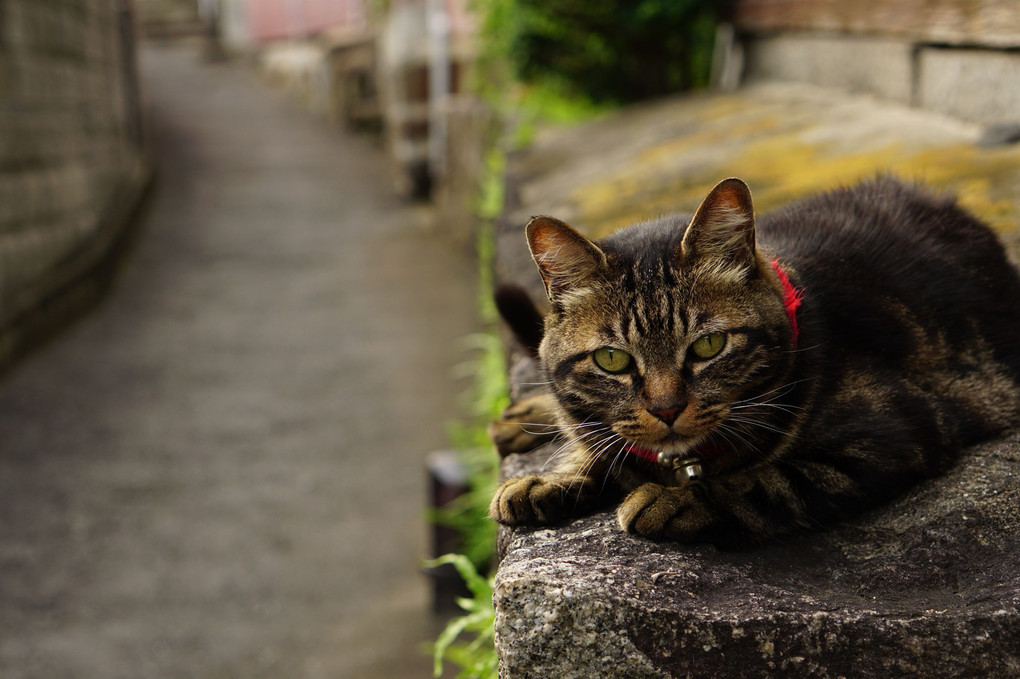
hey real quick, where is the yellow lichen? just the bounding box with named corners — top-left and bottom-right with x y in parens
top-left (569, 122), bottom-right (1020, 239)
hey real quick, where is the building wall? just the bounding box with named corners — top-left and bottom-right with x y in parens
top-left (0, 0), bottom-right (150, 364)
top-left (734, 0), bottom-right (1020, 125)
top-left (735, 0), bottom-right (1020, 46)
top-left (246, 0), bottom-right (367, 42)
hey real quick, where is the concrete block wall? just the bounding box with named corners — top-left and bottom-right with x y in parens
top-left (0, 0), bottom-right (149, 365)
top-left (744, 35), bottom-right (915, 106)
top-left (919, 48), bottom-right (1020, 125)
top-left (735, 0), bottom-right (1020, 126)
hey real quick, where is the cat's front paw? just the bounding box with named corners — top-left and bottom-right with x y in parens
top-left (617, 483), bottom-right (712, 541)
top-left (488, 394), bottom-right (558, 456)
top-left (489, 474), bottom-right (569, 526)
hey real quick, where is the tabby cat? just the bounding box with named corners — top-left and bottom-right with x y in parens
top-left (489, 177), bottom-right (1020, 547)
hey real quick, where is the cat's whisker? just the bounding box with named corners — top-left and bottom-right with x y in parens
top-left (567, 424), bottom-right (613, 444)
top-left (595, 430), bottom-right (628, 468)
top-left (589, 429), bottom-right (624, 455)
top-left (517, 420), bottom-right (603, 436)
top-left (543, 438), bottom-right (588, 468)
top-left (517, 420), bottom-right (606, 451)
top-left (567, 434), bottom-right (615, 493)
top-left (511, 420), bottom-right (603, 430)
top-left (714, 421), bottom-right (760, 454)
top-left (727, 415), bottom-right (794, 438)
top-left (519, 427), bottom-right (557, 436)
top-left (602, 438), bottom-right (631, 494)
top-left (730, 401), bottom-right (804, 417)
top-left (732, 397), bottom-right (805, 410)
top-left (541, 425), bottom-right (612, 472)
top-left (706, 427), bottom-right (746, 457)
top-left (540, 436), bottom-right (587, 471)
top-left (783, 343), bottom-right (822, 354)
top-left (732, 377), bottom-right (814, 407)
top-left (730, 407), bottom-right (802, 421)
top-left (581, 431), bottom-right (620, 468)
top-left (573, 452), bottom-right (607, 492)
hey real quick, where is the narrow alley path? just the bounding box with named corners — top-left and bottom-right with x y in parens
top-left (0, 42), bottom-right (479, 678)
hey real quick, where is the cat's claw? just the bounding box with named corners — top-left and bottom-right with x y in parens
top-left (618, 483), bottom-right (711, 541)
top-left (489, 474), bottom-right (567, 525)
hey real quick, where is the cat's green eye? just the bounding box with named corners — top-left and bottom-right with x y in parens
top-left (691, 333), bottom-right (727, 360)
top-left (593, 347), bottom-right (632, 373)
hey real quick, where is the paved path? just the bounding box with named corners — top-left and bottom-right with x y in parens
top-left (0, 42), bottom-right (478, 678)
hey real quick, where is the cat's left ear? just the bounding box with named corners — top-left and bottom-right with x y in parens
top-left (527, 216), bottom-right (608, 300)
top-left (680, 178), bottom-right (756, 277)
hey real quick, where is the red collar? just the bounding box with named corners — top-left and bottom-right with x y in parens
top-left (770, 258), bottom-right (803, 346)
top-left (626, 441), bottom-right (726, 464)
top-left (626, 444), bottom-right (660, 463)
top-left (625, 261), bottom-right (803, 466)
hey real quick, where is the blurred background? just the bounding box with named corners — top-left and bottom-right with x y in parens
top-left (0, 1), bottom-right (1017, 678)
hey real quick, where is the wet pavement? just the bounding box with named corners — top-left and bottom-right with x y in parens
top-left (0, 42), bottom-right (478, 678)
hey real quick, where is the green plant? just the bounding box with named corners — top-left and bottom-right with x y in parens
top-left (428, 146), bottom-right (506, 678)
top-left (473, 0), bottom-right (721, 105)
top-left (435, 330), bottom-right (505, 569)
top-left (429, 146), bottom-right (509, 571)
top-left (427, 553), bottom-right (498, 679)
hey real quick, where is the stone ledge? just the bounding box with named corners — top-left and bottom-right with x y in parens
top-left (495, 431), bottom-right (1020, 678)
top-left (491, 80), bottom-right (1020, 679)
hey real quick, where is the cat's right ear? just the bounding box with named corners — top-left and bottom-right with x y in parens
top-left (681, 177), bottom-right (756, 277)
top-left (526, 216), bottom-right (607, 300)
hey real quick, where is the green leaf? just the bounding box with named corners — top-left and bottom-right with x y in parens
top-left (425, 553), bottom-right (494, 602)
top-left (425, 553), bottom-right (497, 678)
top-left (433, 614), bottom-right (474, 677)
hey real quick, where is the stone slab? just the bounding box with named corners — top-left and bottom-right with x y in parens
top-left (496, 420), bottom-right (1020, 677)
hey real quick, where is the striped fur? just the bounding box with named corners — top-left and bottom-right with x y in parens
top-left (490, 177), bottom-right (1020, 546)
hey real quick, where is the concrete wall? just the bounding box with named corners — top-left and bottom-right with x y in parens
top-left (0, 0), bottom-right (151, 367)
top-left (735, 0), bottom-right (1020, 125)
top-left (744, 35), bottom-right (915, 106)
top-left (918, 47), bottom-right (1020, 125)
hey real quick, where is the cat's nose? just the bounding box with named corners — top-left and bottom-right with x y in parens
top-left (649, 404), bottom-right (685, 426)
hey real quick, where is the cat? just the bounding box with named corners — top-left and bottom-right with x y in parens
top-left (489, 177), bottom-right (1020, 547)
